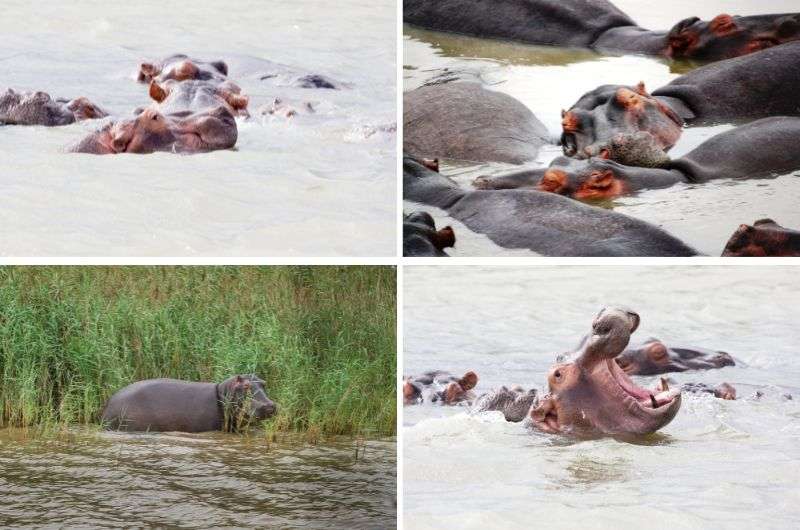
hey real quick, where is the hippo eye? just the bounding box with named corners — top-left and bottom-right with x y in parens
top-left (554, 369), bottom-right (562, 380)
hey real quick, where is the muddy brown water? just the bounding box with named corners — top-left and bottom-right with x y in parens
top-left (0, 429), bottom-right (395, 528)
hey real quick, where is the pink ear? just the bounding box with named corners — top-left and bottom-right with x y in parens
top-left (235, 375), bottom-right (243, 384)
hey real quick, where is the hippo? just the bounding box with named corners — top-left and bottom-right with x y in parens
top-left (403, 370), bottom-right (478, 405)
top-left (562, 42), bottom-right (800, 161)
top-left (1, 88), bottom-right (107, 126)
top-left (403, 82), bottom-right (549, 164)
top-left (258, 97), bottom-right (316, 119)
top-left (138, 54), bottom-right (229, 84)
top-left (101, 374), bottom-right (277, 432)
top-left (404, 0), bottom-right (800, 61)
top-left (476, 117), bottom-right (800, 200)
top-left (70, 106), bottom-right (237, 155)
top-left (722, 219), bottom-right (800, 257)
top-left (528, 308), bottom-right (681, 435)
top-left (146, 79), bottom-right (250, 117)
top-left (614, 338), bottom-right (736, 376)
top-left (404, 155), bottom-right (698, 256)
top-left (403, 211), bottom-right (455, 257)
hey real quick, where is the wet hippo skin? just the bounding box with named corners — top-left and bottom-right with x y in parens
top-left (403, 82), bottom-right (550, 164)
top-left (70, 106), bottom-right (237, 155)
top-left (404, 1), bottom-right (800, 61)
top-left (101, 375), bottom-right (276, 432)
top-left (478, 117), bottom-right (800, 201)
top-left (138, 54), bottom-right (230, 84)
top-left (722, 219), bottom-right (800, 256)
top-left (403, 211), bottom-right (455, 257)
top-left (404, 155), bottom-right (698, 256)
top-left (1, 88), bottom-right (107, 126)
top-left (563, 42), bottom-right (800, 160)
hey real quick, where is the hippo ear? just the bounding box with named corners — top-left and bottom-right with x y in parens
top-left (635, 82), bottom-right (648, 96)
top-left (235, 375), bottom-right (243, 385)
top-left (139, 62), bottom-right (158, 82)
top-left (149, 81), bottom-right (169, 103)
top-left (211, 61), bottom-right (229, 76)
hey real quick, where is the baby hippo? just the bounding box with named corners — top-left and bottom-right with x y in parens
top-left (1, 88), bottom-right (107, 126)
top-left (101, 374), bottom-right (277, 432)
top-left (70, 106), bottom-right (237, 154)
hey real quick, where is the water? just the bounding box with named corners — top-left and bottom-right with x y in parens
top-left (0, 0), bottom-right (396, 256)
top-left (403, 266), bottom-right (800, 529)
top-left (403, 0), bottom-right (800, 256)
top-left (0, 429), bottom-right (396, 528)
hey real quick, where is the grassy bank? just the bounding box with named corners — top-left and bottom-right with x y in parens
top-left (0, 267), bottom-right (396, 437)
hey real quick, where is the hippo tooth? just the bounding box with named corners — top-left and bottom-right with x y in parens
top-left (650, 394), bottom-right (658, 408)
top-left (660, 377), bottom-right (669, 391)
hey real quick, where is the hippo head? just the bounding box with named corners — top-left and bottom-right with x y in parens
top-left (149, 79), bottom-right (249, 116)
top-left (1, 88), bottom-right (76, 126)
top-left (63, 97), bottom-right (108, 121)
top-left (218, 374), bottom-right (277, 430)
top-left (138, 54), bottom-right (229, 84)
top-left (615, 339), bottom-right (736, 376)
top-left (537, 157), bottom-right (633, 201)
top-left (530, 308), bottom-right (682, 436)
top-left (561, 82), bottom-right (683, 162)
top-left (442, 371), bottom-right (478, 404)
top-left (666, 13), bottom-right (800, 61)
top-left (404, 211), bottom-right (456, 252)
top-left (72, 106), bottom-right (237, 155)
top-left (722, 218), bottom-right (800, 256)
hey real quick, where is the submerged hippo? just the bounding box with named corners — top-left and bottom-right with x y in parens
top-left (1, 88), bottom-right (107, 126)
top-left (138, 54), bottom-right (230, 84)
top-left (101, 374), bottom-right (276, 432)
top-left (476, 117), bottom-right (800, 200)
top-left (70, 106), bottom-right (237, 155)
top-left (147, 79), bottom-right (250, 117)
top-left (403, 83), bottom-right (549, 164)
top-left (722, 219), bottom-right (800, 257)
top-left (403, 370), bottom-right (478, 405)
top-left (614, 338), bottom-right (736, 376)
top-left (562, 42), bottom-right (800, 161)
top-left (403, 211), bottom-right (455, 257)
top-left (404, 0), bottom-right (800, 61)
top-left (671, 381), bottom-right (737, 401)
top-left (404, 155), bottom-right (698, 256)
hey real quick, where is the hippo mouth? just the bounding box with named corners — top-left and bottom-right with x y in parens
top-left (607, 359), bottom-right (680, 409)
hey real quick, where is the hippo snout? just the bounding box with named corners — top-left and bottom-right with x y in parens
top-left (255, 400), bottom-right (277, 419)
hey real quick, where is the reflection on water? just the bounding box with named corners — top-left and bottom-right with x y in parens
top-left (403, 0), bottom-right (800, 256)
top-left (0, 429), bottom-right (396, 528)
top-left (404, 266), bottom-right (800, 529)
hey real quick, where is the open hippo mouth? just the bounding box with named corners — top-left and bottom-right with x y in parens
top-left (606, 359), bottom-right (681, 410)
top-left (531, 308), bottom-right (682, 437)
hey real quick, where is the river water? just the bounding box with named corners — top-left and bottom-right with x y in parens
top-left (403, 266), bottom-right (800, 529)
top-left (1, 0), bottom-right (396, 256)
top-left (403, 0), bottom-right (800, 256)
top-left (0, 429), bottom-right (396, 528)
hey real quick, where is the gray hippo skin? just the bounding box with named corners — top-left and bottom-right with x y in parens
top-left (562, 42), bottom-right (800, 160)
top-left (404, 1), bottom-right (800, 61)
top-left (403, 83), bottom-right (549, 164)
top-left (477, 117), bottom-right (800, 200)
top-left (101, 374), bottom-right (276, 432)
top-left (404, 155), bottom-right (698, 256)
top-left (1, 88), bottom-right (107, 126)
top-left (403, 211), bottom-right (455, 257)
